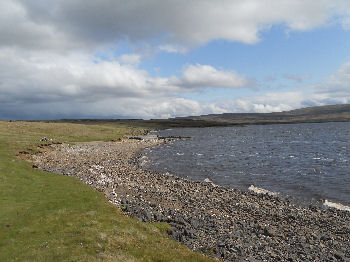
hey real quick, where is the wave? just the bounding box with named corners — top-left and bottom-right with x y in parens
top-left (139, 155), bottom-right (149, 166)
top-left (248, 185), bottom-right (277, 196)
top-left (324, 200), bottom-right (350, 212)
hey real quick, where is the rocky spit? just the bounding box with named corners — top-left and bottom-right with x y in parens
top-left (31, 140), bottom-right (350, 261)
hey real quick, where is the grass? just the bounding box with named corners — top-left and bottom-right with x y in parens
top-left (0, 121), bottom-right (213, 262)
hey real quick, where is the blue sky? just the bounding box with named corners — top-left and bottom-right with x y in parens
top-left (141, 24), bottom-right (350, 93)
top-left (144, 25), bottom-right (350, 79)
top-left (1, 0), bottom-right (350, 119)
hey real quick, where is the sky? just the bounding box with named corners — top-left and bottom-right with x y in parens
top-left (1, 0), bottom-right (350, 120)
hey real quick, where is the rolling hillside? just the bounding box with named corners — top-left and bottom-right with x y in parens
top-left (33, 104), bottom-right (350, 128)
top-left (184, 104), bottom-right (350, 125)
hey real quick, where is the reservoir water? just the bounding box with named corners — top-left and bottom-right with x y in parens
top-left (142, 122), bottom-right (350, 206)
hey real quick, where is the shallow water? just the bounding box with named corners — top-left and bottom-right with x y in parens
top-left (142, 122), bottom-right (350, 206)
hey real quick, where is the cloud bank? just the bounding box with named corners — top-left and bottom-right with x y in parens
top-left (1, 0), bottom-right (350, 119)
top-left (12, 0), bottom-right (350, 50)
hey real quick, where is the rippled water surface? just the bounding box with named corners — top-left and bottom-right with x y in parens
top-left (142, 122), bottom-right (350, 206)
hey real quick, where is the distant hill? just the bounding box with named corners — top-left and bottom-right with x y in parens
top-left (180, 104), bottom-right (350, 125)
top-left (35, 104), bottom-right (350, 128)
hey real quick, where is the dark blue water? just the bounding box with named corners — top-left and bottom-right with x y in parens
top-left (142, 122), bottom-right (350, 206)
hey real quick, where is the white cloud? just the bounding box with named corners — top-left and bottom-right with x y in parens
top-left (0, 49), bottom-right (249, 119)
top-left (1, 0), bottom-right (350, 119)
top-left (1, 49), bottom-right (350, 120)
top-left (0, 50), bottom-right (146, 99)
top-left (227, 61), bottom-right (350, 114)
top-left (0, 96), bottom-right (203, 120)
top-left (228, 59), bottom-right (350, 112)
top-left (210, 91), bottom-right (304, 113)
top-left (1, 48), bottom-right (350, 120)
top-left (3, 0), bottom-right (349, 51)
top-left (119, 54), bottom-right (141, 66)
top-left (323, 61), bottom-right (350, 90)
top-left (171, 64), bottom-right (251, 89)
top-left (310, 61), bottom-right (350, 104)
top-left (0, 1), bottom-right (82, 52)
top-left (158, 45), bottom-right (186, 54)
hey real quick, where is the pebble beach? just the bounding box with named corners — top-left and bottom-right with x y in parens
top-left (32, 140), bottom-right (350, 261)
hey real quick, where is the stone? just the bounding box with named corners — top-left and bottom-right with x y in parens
top-left (31, 140), bottom-right (350, 262)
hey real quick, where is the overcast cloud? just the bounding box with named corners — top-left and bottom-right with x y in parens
top-left (13, 0), bottom-right (350, 49)
top-left (1, 0), bottom-right (350, 119)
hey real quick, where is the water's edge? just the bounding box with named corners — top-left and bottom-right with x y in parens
top-left (140, 124), bottom-right (350, 210)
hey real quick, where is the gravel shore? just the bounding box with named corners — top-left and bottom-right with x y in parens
top-left (32, 140), bottom-right (350, 261)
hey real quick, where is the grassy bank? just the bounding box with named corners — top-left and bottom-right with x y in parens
top-left (0, 121), bottom-right (212, 262)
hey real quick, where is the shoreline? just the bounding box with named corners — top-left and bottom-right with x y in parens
top-left (32, 140), bottom-right (350, 261)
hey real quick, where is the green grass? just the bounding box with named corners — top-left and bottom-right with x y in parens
top-left (0, 121), bottom-right (213, 262)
